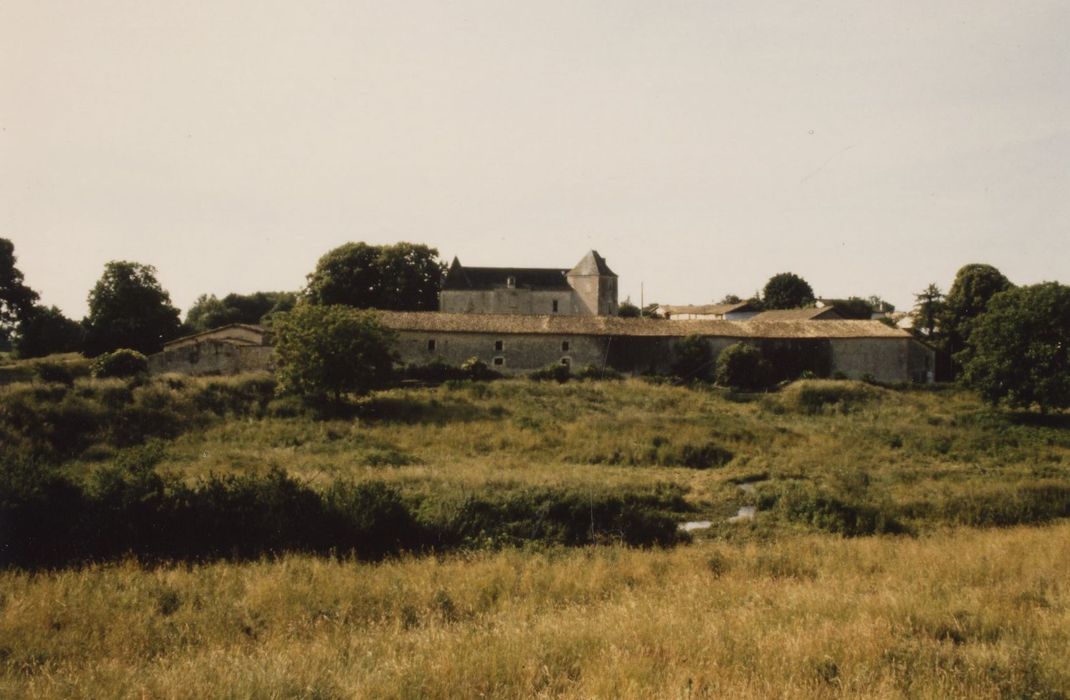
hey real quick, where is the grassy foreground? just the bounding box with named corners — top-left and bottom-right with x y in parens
top-left (3, 524), bottom-right (1069, 698)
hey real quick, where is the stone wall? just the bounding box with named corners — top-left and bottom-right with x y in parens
top-left (149, 340), bottom-right (274, 376)
top-left (440, 289), bottom-right (581, 316)
top-left (829, 338), bottom-right (910, 383)
top-left (395, 330), bottom-right (609, 375)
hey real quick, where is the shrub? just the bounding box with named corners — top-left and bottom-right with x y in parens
top-left (529, 363), bottom-right (571, 383)
top-left (780, 380), bottom-right (881, 414)
top-left (576, 363), bottom-right (622, 381)
top-left (92, 348), bottom-right (148, 378)
top-left (32, 360), bottom-right (75, 386)
top-left (775, 482), bottom-right (904, 536)
top-left (715, 342), bottom-right (771, 391)
top-left (460, 356), bottom-right (500, 381)
top-left (671, 335), bottom-right (713, 382)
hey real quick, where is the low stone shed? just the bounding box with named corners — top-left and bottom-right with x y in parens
top-left (378, 312), bottom-right (935, 384)
top-left (148, 324), bottom-right (274, 376)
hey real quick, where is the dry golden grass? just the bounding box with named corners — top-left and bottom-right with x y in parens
top-left (3, 523), bottom-right (1069, 698)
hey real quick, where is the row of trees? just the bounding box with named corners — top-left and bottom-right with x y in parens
top-left (911, 264), bottom-right (1070, 411)
top-left (0, 240), bottom-right (446, 359)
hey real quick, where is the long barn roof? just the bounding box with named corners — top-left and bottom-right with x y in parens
top-left (376, 312), bottom-right (912, 339)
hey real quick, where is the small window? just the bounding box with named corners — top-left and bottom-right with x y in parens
top-left (494, 340), bottom-right (504, 352)
top-left (506, 276), bottom-right (516, 289)
top-left (427, 339), bottom-right (436, 351)
top-left (493, 356), bottom-right (505, 366)
top-left (552, 299), bottom-right (559, 313)
top-left (560, 357), bottom-right (571, 367)
top-left (561, 340), bottom-right (570, 352)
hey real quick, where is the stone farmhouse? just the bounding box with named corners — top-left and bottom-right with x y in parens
top-left (440, 250), bottom-right (618, 317)
top-left (148, 250), bottom-right (935, 383)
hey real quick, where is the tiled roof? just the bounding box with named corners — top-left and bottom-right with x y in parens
top-left (566, 250), bottom-right (616, 277)
top-left (376, 312), bottom-right (911, 339)
top-left (162, 324), bottom-right (268, 349)
top-left (660, 302), bottom-right (756, 316)
top-left (750, 307), bottom-right (843, 321)
top-left (441, 259), bottom-right (572, 291)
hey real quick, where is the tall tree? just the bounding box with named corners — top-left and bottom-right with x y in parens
top-left (184, 291), bottom-right (297, 332)
top-left (15, 305), bottom-right (84, 358)
top-left (761, 272), bottom-right (815, 310)
top-left (0, 238), bottom-right (40, 348)
top-left (962, 282), bottom-right (1070, 412)
top-left (304, 242), bottom-right (444, 311)
top-left (911, 284), bottom-right (945, 339)
top-left (943, 264), bottom-right (1013, 373)
top-left (83, 261), bottom-right (182, 356)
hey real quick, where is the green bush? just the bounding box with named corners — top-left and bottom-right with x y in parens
top-left (529, 363), bottom-right (571, 383)
top-left (32, 360), bottom-right (75, 386)
top-left (92, 349), bottom-right (149, 378)
top-left (715, 342), bottom-right (771, 391)
top-left (576, 363), bottom-right (623, 381)
top-left (671, 335), bottom-right (713, 382)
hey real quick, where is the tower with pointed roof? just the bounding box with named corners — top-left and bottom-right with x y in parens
top-left (439, 250), bottom-right (618, 316)
top-left (566, 250), bottom-right (618, 316)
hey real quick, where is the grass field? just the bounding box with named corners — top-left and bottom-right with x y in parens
top-left (2, 371), bottom-right (1070, 696)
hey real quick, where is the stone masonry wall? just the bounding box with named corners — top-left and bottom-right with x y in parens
top-left (440, 289), bottom-right (582, 315)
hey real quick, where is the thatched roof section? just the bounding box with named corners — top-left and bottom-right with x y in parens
top-left (377, 312), bottom-right (911, 339)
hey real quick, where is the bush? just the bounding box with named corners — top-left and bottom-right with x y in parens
top-left (32, 360), bottom-right (75, 386)
top-left (715, 342), bottom-right (771, 391)
top-left (576, 363), bottom-right (622, 381)
top-left (775, 482), bottom-right (904, 536)
top-left (671, 335), bottom-right (712, 382)
top-left (92, 348), bottom-right (148, 378)
top-left (529, 363), bottom-right (571, 383)
top-left (780, 380), bottom-right (882, 414)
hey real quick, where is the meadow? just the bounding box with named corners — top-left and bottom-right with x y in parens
top-left (2, 369), bottom-right (1070, 696)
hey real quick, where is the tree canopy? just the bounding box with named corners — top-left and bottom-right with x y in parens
top-left (912, 284), bottom-right (945, 339)
top-left (185, 291), bottom-right (297, 332)
top-left (0, 238), bottom-right (39, 348)
top-left (962, 282), bottom-right (1070, 412)
top-left (273, 304), bottom-right (396, 403)
top-left (304, 242), bottom-right (444, 311)
top-left (761, 273), bottom-right (815, 310)
top-left (943, 263), bottom-right (1013, 370)
top-left (15, 305), bottom-right (84, 358)
top-left (83, 261), bottom-right (182, 356)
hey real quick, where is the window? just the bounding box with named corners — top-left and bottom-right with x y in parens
top-left (493, 356), bottom-right (505, 366)
top-left (560, 357), bottom-right (571, 367)
top-left (427, 339), bottom-right (436, 351)
top-left (506, 276), bottom-right (516, 289)
top-left (494, 340), bottom-right (504, 352)
top-left (552, 299), bottom-right (559, 313)
top-left (561, 340), bottom-right (570, 352)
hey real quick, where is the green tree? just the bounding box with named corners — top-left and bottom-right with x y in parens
top-left (273, 304), bottom-right (396, 403)
top-left (719, 294), bottom-right (742, 305)
top-left (83, 261), bottom-right (182, 356)
top-left (15, 305), bottom-right (84, 358)
top-left (671, 335), bottom-right (713, 382)
top-left (304, 242), bottom-right (444, 311)
top-left (962, 282), bottom-right (1070, 412)
top-left (762, 273), bottom-right (815, 310)
top-left (617, 301), bottom-right (641, 318)
top-left (0, 238), bottom-right (39, 349)
top-left (943, 263), bottom-right (1013, 372)
top-left (185, 291), bottom-right (297, 332)
top-left (911, 283), bottom-right (945, 339)
top-left (715, 342), bottom-right (772, 391)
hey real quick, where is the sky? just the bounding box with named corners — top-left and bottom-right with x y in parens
top-left (2, 1), bottom-right (1068, 320)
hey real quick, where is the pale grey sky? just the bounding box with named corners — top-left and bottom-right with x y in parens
top-left (2, 1), bottom-right (1067, 319)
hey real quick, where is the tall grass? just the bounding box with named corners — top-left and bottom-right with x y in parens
top-left (2, 524), bottom-right (1068, 698)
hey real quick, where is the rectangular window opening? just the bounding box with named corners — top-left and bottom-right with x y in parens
top-left (561, 340), bottom-right (570, 352)
top-left (493, 356), bottom-right (505, 366)
top-left (427, 339), bottom-right (436, 351)
top-left (494, 340), bottom-right (504, 352)
top-left (552, 299), bottom-right (559, 313)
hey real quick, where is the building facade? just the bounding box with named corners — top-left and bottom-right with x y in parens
top-left (439, 250), bottom-right (618, 316)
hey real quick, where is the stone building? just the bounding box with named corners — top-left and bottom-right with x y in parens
top-left (439, 250), bottom-right (618, 316)
top-left (380, 312), bottom-right (935, 384)
top-left (148, 324), bottom-right (274, 376)
top-left (658, 301), bottom-right (761, 320)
